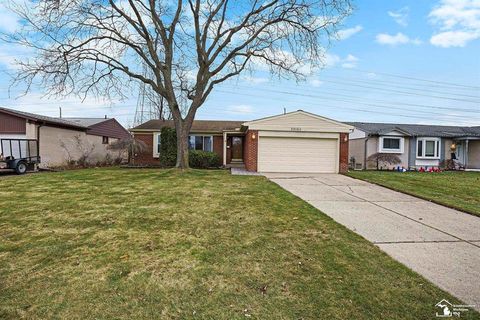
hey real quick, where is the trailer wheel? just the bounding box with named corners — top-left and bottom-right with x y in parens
top-left (15, 161), bottom-right (27, 175)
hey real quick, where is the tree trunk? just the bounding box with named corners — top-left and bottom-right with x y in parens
top-left (173, 118), bottom-right (192, 169)
top-left (176, 128), bottom-right (189, 169)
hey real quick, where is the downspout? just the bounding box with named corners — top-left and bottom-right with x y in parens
top-left (465, 139), bottom-right (469, 169)
top-left (36, 122), bottom-right (44, 149)
top-left (363, 136), bottom-right (369, 170)
top-left (36, 122), bottom-right (44, 169)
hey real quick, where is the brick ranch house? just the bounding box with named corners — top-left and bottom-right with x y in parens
top-left (130, 110), bottom-right (353, 173)
top-left (0, 107), bottom-right (131, 168)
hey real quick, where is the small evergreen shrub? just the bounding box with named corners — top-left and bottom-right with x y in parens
top-left (159, 127), bottom-right (177, 167)
top-left (189, 150), bottom-right (221, 169)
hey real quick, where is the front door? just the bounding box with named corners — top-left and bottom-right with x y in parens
top-left (231, 137), bottom-right (243, 161)
top-left (456, 142), bottom-right (465, 165)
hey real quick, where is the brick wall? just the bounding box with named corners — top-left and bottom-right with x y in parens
top-left (244, 130), bottom-right (258, 172)
top-left (133, 133), bottom-right (224, 166)
top-left (133, 133), bottom-right (159, 165)
top-left (339, 133), bottom-right (349, 173)
top-left (213, 136), bottom-right (223, 164)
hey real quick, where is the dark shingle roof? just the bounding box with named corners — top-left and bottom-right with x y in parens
top-left (131, 119), bottom-right (245, 132)
top-left (347, 122), bottom-right (480, 138)
top-left (0, 107), bottom-right (88, 130)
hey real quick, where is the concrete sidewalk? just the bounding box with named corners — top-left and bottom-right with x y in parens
top-left (265, 173), bottom-right (480, 310)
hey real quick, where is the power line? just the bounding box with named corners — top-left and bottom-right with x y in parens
top-left (313, 79), bottom-right (480, 103)
top-left (223, 84), bottom-right (480, 113)
top-left (339, 67), bottom-right (480, 90)
top-left (318, 75), bottom-right (480, 99)
top-left (215, 89), bottom-right (480, 124)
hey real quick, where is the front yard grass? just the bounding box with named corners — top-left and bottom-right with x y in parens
top-left (0, 168), bottom-right (478, 319)
top-left (347, 171), bottom-right (480, 217)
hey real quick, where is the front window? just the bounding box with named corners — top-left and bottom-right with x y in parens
top-left (417, 138), bottom-right (440, 159)
top-left (153, 133), bottom-right (161, 158)
top-left (383, 138), bottom-right (400, 150)
top-left (188, 135), bottom-right (213, 152)
top-left (102, 136), bottom-right (109, 144)
top-left (379, 136), bottom-right (403, 153)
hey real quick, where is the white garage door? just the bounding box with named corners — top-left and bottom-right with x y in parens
top-left (258, 137), bottom-right (338, 173)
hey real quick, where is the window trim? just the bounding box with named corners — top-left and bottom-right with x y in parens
top-left (188, 135), bottom-right (213, 152)
top-left (153, 132), bottom-right (161, 158)
top-left (416, 137), bottom-right (441, 159)
top-left (378, 136), bottom-right (404, 153)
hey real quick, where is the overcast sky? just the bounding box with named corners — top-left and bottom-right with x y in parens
top-left (0, 0), bottom-right (479, 128)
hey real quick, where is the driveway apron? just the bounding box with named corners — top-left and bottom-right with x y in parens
top-left (264, 173), bottom-right (480, 310)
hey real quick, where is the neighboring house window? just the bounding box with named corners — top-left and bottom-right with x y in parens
top-left (417, 138), bottom-right (440, 159)
top-left (188, 135), bottom-right (213, 152)
top-left (153, 132), bottom-right (161, 158)
top-left (102, 136), bottom-right (109, 144)
top-left (378, 136), bottom-right (404, 153)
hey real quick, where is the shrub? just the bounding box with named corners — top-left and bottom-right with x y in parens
top-left (108, 137), bottom-right (147, 164)
top-left (159, 127), bottom-right (177, 167)
top-left (367, 152), bottom-right (401, 170)
top-left (189, 150), bottom-right (221, 169)
top-left (439, 159), bottom-right (456, 170)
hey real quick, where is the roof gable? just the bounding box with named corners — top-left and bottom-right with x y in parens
top-left (86, 118), bottom-right (131, 139)
top-left (243, 110), bottom-right (353, 133)
top-left (378, 128), bottom-right (411, 136)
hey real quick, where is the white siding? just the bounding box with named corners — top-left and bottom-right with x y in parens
top-left (349, 128), bottom-right (366, 139)
top-left (245, 111), bottom-right (352, 133)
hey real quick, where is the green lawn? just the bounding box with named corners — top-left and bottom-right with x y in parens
top-left (0, 169), bottom-right (478, 319)
top-left (347, 171), bottom-right (480, 217)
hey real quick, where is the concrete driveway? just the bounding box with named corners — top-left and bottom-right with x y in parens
top-left (264, 173), bottom-right (480, 310)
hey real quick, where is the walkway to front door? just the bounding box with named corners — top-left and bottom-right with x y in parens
top-left (265, 173), bottom-right (480, 311)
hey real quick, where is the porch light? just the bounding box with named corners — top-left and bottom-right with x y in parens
top-left (251, 133), bottom-right (256, 139)
top-left (344, 135), bottom-right (348, 142)
top-left (450, 143), bottom-right (456, 150)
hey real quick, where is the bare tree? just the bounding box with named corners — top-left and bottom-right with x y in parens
top-left (5, 0), bottom-right (352, 168)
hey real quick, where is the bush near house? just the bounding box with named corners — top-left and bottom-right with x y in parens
top-left (189, 150), bottom-right (221, 168)
top-left (159, 127), bottom-right (177, 167)
top-left (108, 137), bottom-right (147, 164)
top-left (367, 152), bottom-right (402, 170)
top-left (160, 128), bottom-right (221, 168)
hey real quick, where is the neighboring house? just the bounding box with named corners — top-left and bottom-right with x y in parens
top-left (130, 110), bottom-right (353, 173)
top-left (0, 107), bottom-right (131, 168)
top-left (348, 122), bottom-right (480, 170)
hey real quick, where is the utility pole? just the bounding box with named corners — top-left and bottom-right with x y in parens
top-left (134, 62), bottom-right (170, 126)
top-left (59, 107), bottom-right (62, 118)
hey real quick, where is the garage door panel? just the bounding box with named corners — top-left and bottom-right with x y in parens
top-left (258, 137), bottom-right (338, 173)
